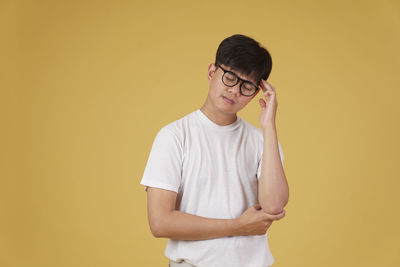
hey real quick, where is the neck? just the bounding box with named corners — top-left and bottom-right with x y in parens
top-left (200, 100), bottom-right (237, 126)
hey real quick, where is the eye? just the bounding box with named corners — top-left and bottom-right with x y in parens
top-left (225, 72), bottom-right (236, 81)
top-left (243, 82), bottom-right (255, 91)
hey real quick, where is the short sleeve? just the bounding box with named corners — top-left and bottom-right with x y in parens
top-left (257, 141), bottom-right (284, 178)
top-left (140, 127), bottom-right (182, 193)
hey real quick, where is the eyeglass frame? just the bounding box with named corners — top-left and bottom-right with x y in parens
top-left (215, 64), bottom-right (260, 97)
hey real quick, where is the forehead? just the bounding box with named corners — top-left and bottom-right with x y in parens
top-left (220, 64), bottom-right (258, 85)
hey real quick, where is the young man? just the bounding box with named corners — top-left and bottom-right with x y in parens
top-left (140, 34), bottom-right (289, 267)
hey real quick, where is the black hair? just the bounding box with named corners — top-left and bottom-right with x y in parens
top-left (215, 34), bottom-right (272, 85)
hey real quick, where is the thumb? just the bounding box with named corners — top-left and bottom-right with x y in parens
top-left (259, 99), bottom-right (266, 110)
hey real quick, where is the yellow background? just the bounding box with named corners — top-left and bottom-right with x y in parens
top-left (1, 0), bottom-right (399, 266)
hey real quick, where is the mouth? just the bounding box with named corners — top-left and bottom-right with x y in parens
top-left (222, 96), bottom-right (235, 105)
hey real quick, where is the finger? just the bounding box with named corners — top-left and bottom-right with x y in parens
top-left (266, 92), bottom-right (275, 102)
top-left (263, 210), bottom-right (285, 220)
top-left (276, 210), bottom-right (286, 219)
top-left (262, 80), bottom-right (275, 92)
top-left (258, 80), bottom-right (265, 89)
top-left (263, 90), bottom-right (273, 97)
top-left (259, 99), bottom-right (266, 110)
top-left (270, 213), bottom-right (285, 221)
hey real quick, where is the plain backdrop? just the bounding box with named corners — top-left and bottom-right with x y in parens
top-left (1, 0), bottom-right (400, 266)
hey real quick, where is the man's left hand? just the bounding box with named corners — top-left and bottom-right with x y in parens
top-left (258, 79), bottom-right (278, 129)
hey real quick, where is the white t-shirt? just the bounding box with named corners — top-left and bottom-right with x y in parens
top-left (140, 109), bottom-right (284, 267)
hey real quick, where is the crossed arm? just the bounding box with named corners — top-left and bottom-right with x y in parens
top-left (146, 186), bottom-right (286, 241)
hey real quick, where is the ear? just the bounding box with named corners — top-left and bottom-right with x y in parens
top-left (207, 63), bottom-right (217, 82)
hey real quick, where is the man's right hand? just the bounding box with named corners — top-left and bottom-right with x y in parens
top-left (235, 204), bottom-right (286, 236)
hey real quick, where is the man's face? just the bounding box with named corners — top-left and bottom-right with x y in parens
top-left (207, 63), bottom-right (259, 115)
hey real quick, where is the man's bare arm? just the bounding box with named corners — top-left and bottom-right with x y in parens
top-left (146, 187), bottom-right (285, 241)
top-left (258, 126), bottom-right (289, 214)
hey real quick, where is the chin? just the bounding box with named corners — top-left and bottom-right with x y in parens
top-left (217, 104), bottom-right (237, 115)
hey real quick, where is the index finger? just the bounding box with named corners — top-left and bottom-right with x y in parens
top-left (260, 79), bottom-right (275, 92)
top-left (259, 80), bottom-right (267, 92)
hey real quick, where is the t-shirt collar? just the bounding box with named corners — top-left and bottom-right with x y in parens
top-left (196, 109), bottom-right (241, 131)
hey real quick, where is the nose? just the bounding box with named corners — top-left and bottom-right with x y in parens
top-left (227, 83), bottom-right (241, 96)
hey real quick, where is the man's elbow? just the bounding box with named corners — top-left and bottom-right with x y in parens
top-left (149, 217), bottom-right (167, 238)
top-left (261, 204), bottom-right (285, 215)
top-left (259, 188), bottom-right (289, 214)
top-left (259, 198), bottom-right (288, 215)
top-left (149, 223), bottom-right (162, 238)
top-left (149, 214), bottom-right (172, 238)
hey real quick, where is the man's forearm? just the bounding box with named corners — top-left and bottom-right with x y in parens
top-left (258, 125), bottom-right (289, 214)
top-left (155, 210), bottom-right (240, 241)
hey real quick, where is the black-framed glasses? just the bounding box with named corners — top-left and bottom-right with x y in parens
top-left (216, 64), bottom-right (259, 97)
